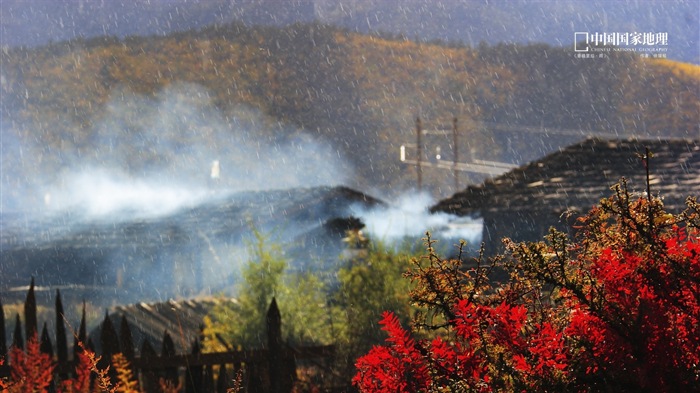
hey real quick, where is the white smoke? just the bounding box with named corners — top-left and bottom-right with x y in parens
top-left (44, 168), bottom-right (212, 219)
top-left (352, 191), bottom-right (483, 247)
top-left (20, 83), bottom-right (352, 221)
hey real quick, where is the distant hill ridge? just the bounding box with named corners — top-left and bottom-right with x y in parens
top-left (2, 0), bottom-right (697, 64)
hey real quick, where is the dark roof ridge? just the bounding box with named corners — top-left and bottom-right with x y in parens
top-left (431, 137), bottom-right (700, 216)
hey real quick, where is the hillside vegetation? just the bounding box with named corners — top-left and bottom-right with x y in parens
top-left (2, 22), bottom-right (698, 200)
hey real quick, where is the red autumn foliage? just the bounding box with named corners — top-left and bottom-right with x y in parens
top-left (58, 350), bottom-right (93, 393)
top-left (8, 333), bottom-right (56, 393)
top-left (354, 180), bottom-right (700, 392)
top-left (2, 333), bottom-right (134, 393)
top-left (0, 358), bottom-right (9, 390)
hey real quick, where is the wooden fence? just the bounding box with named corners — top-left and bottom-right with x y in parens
top-left (0, 279), bottom-right (336, 393)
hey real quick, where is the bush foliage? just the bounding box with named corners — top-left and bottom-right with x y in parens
top-left (1, 335), bottom-right (138, 393)
top-left (354, 180), bottom-right (700, 392)
top-left (2, 178), bottom-right (698, 392)
top-left (203, 228), bottom-right (335, 350)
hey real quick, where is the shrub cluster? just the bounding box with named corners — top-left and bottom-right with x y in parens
top-left (354, 180), bottom-right (700, 392)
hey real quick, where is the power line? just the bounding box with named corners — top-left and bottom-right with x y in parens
top-left (400, 118), bottom-right (618, 183)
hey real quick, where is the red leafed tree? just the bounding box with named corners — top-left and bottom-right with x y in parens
top-left (4, 331), bottom-right (119, 393)
top-left (8, 333), bottom-right (56, 393)
top-left (354, 178), bottom-right (700, 392)
top-left (58, 349), bottom-right (92, 393)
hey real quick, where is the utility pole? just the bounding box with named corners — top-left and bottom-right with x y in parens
top-left (400, 117), bottom-right (518, 194)
top-left (416, 117), bottom-right (423, 192)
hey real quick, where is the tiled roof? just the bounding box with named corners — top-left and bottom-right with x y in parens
top-left (0, 186), bottom-right (382, 297)
top-left (0, 186), bottom-right (382, 249)
top-left (89, 297), bottom-right (234, 354)
top-left (431, 138), bottom-right (700, 216)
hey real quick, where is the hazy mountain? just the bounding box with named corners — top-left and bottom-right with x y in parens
top-left (1, 0), bottom-right (697, 64)
top-left (2, 21), bottom-right (697, 214)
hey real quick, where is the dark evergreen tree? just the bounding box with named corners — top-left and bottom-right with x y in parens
top-left (55, 289), bottom-right (68, 364)
top-left (40, 322), bottom-right (54, 357)
top-left (24, 277), bottom-right (37, 340)
top-left (119, 315), bottom-right (135, 361)
top-left (73, 301), bottom-right (86, 359)
top-left (99, 311), bottom-right (119, 378)
top-left (12, 313), bottom-right (23, 350)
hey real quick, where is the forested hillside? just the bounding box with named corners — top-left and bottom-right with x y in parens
top-left (1, 22), bottom-right (698, 208)
top-left (3, 0), bottom-right (697, 64)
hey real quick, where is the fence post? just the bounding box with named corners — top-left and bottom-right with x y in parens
top-left (202, 364), bottom-right (214, 393)
top-left (139, 340), bottom-right (159, 393)
top-left (266, 298), bottom-right (294, 393)
top-left (161, 332), bottom-right (178, 385)
top-left (186, 339), bottom-right (203, 393)
top-left (216, 363), bottom-right (228, 393)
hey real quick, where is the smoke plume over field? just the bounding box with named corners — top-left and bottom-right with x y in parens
top-left (1, 81), bottom-right (485, 240)
top-left (353, 192), bottom-right (483, 253)
top-left (1, 83), bottom-right (483, 307)
top-left (2, 83), bottom-right (351, 220)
